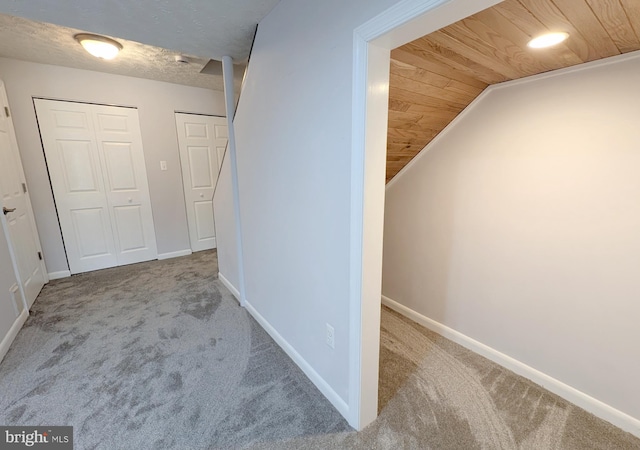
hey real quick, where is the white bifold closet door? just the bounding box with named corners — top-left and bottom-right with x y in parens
top-left (35, 99), bottom-right (157, 274)
top-left (175, 113), bottom-right (228, 252)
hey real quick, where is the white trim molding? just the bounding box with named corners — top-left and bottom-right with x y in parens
top-left (218, 272), bottom-right (240, 302)
top-left (244, 299), bottom-right (350, 420)
top-left (157, 249), bottom-right (192, 260)
top-left (381, 295), bottom-right (640, 438)
top-left (0, 309), bottom-right (28, 364)
top-left (48, 270), bottom-right (71, 280)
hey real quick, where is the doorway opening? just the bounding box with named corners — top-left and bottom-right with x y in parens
top-left (350, 0), bottom-right (502, 428)
top-left (353, 0), bottom-right (640, 439)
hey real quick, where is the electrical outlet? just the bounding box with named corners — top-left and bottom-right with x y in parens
top-left (326, 323), bottom-right (335, 349)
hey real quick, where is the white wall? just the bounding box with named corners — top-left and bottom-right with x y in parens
top-left (232, 0), bottom-right (400, 408)
top-left (0, 57), bottom-right (226, 273)
top-left (383, 53), bottom-right (640, 423)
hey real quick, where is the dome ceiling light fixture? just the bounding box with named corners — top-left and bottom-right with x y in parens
top-left (527, 32), bottom-right (569, 49)
top-left (75, 33), bottom-right (123, 60)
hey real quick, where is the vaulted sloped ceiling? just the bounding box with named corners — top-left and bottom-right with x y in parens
top-left (386, 0), bottom-right (640, 182)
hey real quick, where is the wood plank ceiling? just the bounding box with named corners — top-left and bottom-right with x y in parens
top-left (386, 0), bottom-right (640, 182)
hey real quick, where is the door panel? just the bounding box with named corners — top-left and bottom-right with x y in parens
top-left (70, 208), bottom-right (112, 258)
top-left (35, 100), bottom-right (117, 274)
top-left (92, 105), bottom-right (157, 266)
top-left (58, 140), bottom-right (101, 192)
top-left (102, 143), bottom-right (137, 191)
top-left (113, 206), bottom-right (146, 252)
top-left (0, 81), bottom-right (46, 308)
top-left (35, 99), bottom-right (157, 274)
top-left (176, 113), bottom-right (228, 252)
top-left (188, 146), bottom-right (215, 188)
top-left (194, 201), bottom-right (215, 241)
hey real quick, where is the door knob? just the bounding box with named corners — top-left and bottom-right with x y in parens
top-left (3, 207), bottom-right (16, 215)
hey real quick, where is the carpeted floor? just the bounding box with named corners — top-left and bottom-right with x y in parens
top-left (0, 251), bottom-right (349, 449)
top-left (1, 251), bottom-right (639, 449)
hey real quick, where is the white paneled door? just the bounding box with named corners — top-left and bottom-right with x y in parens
top-left (0, 81), bottom-right (47, 308)
top-left (35, 99), bottom-right (157, 274)
top-left (175, 114), bottom-right (228, 252)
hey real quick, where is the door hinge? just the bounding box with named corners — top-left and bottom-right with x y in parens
top-left (22, 183), bottom-right (27, 194)
top-left (37, 251), bottom-right (43, 260)
top-left (4, 106), bottom-right (9, 118)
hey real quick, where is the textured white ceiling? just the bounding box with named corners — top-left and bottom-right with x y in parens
top-left (0, 0), bottom-right (279, 91)
top-left (0, 0), bottom-right (279, 62)
top-left (0, 13), bottom-right (248, 91)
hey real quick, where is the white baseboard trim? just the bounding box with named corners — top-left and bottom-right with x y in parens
top-left (381, 295), bottom-right (640, 438)
top-left (0, 309), bottom-right (28, 364)
top-left (218, 272), bottom-right (240, 302)
top-left (244, 299), bottom-right (350, 421)
top-left (157, 249), bottom-right (192, 260)
top-left (48, 270), bottom-right (70, 280)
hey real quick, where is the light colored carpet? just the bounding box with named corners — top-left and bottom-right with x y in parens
top-left (1, 251), bottom-right (638, 449)
top-left (0, 251), bottom-right (349, 449)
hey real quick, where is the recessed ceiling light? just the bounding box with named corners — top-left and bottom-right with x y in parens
top-left (527, 32), bottom-right (569, 49)
top-left (75, 33), bottom-right (123, 60)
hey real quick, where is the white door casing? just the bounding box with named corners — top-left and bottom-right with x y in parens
top-left (35, 99), bottom-right (157, 274)
top-left (0, 81), bottom-right (47, 308)
top-left (175, 113), bottom-right (228, 252)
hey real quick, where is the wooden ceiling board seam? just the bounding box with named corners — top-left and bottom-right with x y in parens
top-left (493, 0), bottom-right (551, 36)
top-left (414, 115), bottom-right (459, 127)
top-left (407, 39), bottom-right (508, 84)
top-left (445, 13), bottom-right (551, 76)
top-left (388, 128), bottom-right (440, 141)
top-left (389, 60), bottom-right (483, 96)
top-left (517, 0), bottom-right (598, 61)
top-left (387, 160), bottom-right (415, 168)
top-left (387, 143), bottom-right (430, 151)
top-left (389, 110), bottom-right (458, 126)
top-left (493, 1), bottom-right (585, 66)
top-left (388, 122), bottom-right (452, 133)
top-left (440, 24), bottom-right (548, 79)
top-left (391, 47), bottom-right (489, 89)
top-left (388, 98), bottom-right (412, 112)
top-left (424, 28), bottom-right (525, 79)
top-left (585, 0), bottom-right (640, 52)
top-left (389, 86), bottom-right (468, 113)
top-left (388, 135), bottom-right (439, 143)
top-left (389, 73), bottom-right (477, 106)
top-left (618, 0), bottom-right (640, 43)
top-left (389, 59), bottom-right (446, 87)
top-left (549, 0), bottom-right (620, 58)
top-left (472, 7), bottom-right (579, 74)
top-left (388, 109), bottom-right (425, 122)
top-left (387, 143), bottom-right (432, 152)
top-left (443, 79), bottom-right (485, 97)
top-left (388, 147), bottom-right (426, 158)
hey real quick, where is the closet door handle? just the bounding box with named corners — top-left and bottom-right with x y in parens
top-left (3, 207), bottom-right (16, 215)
